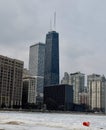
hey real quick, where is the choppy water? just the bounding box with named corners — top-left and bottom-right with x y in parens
top-left (0, 111), bottom-right (106, 130)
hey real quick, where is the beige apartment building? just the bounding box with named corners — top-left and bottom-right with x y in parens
top-left (61, 72), bottom-right (85, 104)
top-left (87, 74), bottom-right (106, 112)
top-left (0, 55), bottom-right (23, 108)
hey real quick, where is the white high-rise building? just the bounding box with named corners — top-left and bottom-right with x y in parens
top-left (29, 43), bottom-right (45, 103)
top-left (23, 77), bottom-right (37, 104)
top-left (61, 72), bottom-right (69, 84)
top-left (22, 76), bottom-right (44, 105)
top-left (87, 74), bottom-right (106, 112)
top-left (61, 72), bottom-right (85, 104)
top-left (29, 43), bottom-right (45, 76)
top-left (69, 72), bottom-right (85, 104)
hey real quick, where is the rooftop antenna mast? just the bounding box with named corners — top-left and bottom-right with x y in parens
top-left (50, 18), bottom-right (52, 31)
top-left (54, 11), bottom-right (56, 31)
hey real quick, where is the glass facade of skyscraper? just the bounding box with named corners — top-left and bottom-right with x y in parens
top-left (44, 31), bottom-right (59, 87)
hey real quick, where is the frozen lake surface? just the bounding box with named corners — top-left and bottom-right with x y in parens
top-left (0, 111), bottom-right (106, 130)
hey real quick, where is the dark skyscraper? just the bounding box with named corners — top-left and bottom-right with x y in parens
top-left (44, 31), bottom-right (59, 86)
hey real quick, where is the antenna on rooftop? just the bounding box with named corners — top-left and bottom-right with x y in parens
top-left (49, 11), bottom-right (56, 31)
top-left (50, 18), bottom-right (52, 31)
top-left (54, 11), bottom-right (56, 31)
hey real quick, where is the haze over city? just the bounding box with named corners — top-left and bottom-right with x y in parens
top-left (0, 0), bottom-right (106, 78)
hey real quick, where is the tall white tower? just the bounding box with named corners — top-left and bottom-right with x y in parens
top-left (29, 43), bottom-right (45, 103)
top-left (29, 43), bottom-right (45, 76)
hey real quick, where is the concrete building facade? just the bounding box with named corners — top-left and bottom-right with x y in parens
top-left (69, 72), bottom-right (85, 104)
top-left (22, 77), bottom-right (37, 106)
top-left (61, 72), bottom-right (85, 105)
top-left (61, 72), bottom-right (69, 84)
top-left (79, 92), bottom-right (88, 105)
top-left (29, 43), bottom-right (45, 103)
top-left (105, 83), bottom-right (106, 114)
top-left (87, 74), bottom-right (106, 112)
top-left (29, 43), bottom-right (45, 76)
top-left (0, 55), bottom-right (23, 108)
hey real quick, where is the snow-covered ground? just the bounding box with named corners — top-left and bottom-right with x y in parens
top-left (0, 111), bottom-right (106, 130)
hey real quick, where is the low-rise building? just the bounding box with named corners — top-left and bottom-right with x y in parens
top-left (44, 84), bottom-right (73, 111)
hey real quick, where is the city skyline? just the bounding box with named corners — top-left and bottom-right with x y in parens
top-left (0, 0), bottom-right (106, 79)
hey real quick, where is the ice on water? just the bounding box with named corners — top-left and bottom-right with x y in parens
top-left (0, 111), bottom-right (106, 130)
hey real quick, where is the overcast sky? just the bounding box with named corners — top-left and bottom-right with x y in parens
top-left (0, 0), bottom-right (106, 79)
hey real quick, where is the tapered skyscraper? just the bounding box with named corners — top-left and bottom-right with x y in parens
top-left (44, 31), bottom-right (59, 86)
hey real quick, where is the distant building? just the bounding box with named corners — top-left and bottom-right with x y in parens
top-left (61, 72), bottom-right (69, 84)
top-left (22, 77), bottom-right (36, 107)
top-left (105, 84), bottom-right (106, 114)
top-left (44, 31), bottom-right (59, 87)
top-left (22, 76), bottom-right (44, 106)
top-left (61, 72), bottom-right (85, 104)
top-left (79, 87), bottom-right (88, 106)
top-left (29, 43), bottom-right (45, 103)
top-left (79, 92), bottom-right (88, 105)
top-left (69, 72), bottom-right (85, 104)
top-left (0, 55), bottom-right (23, 108)
top-left (23, 68), bottom-right (30, 78)
top-left (35, 76), bottom-right (44, 103)
top-left (87, 74), bottom-right (106, 112)
top-left (29, 42), bottom-right (45, 76)
top-left (44, 84), bottom-right (73, 111)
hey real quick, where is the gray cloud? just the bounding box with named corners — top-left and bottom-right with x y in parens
top-left (0, 0), bottom-right (106, 79)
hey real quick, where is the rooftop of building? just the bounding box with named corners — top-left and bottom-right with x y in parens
top-left (47, 30), bottom-right (59, 34)
top-left (45, 84), bottom-right (73, 88)
top-left (70, 72), bottom-right (85, 76)
top-left (30, 42), bottom-right (45, 48)
top-left (0, 54), bottom-right (24, 64)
